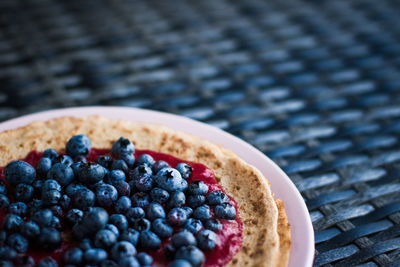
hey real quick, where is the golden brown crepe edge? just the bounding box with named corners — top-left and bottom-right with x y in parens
top-left (275, 199), bottom-right (291, 267)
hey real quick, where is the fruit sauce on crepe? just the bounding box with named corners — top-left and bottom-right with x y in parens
top-left (0, 135), bottom-right (242, 266)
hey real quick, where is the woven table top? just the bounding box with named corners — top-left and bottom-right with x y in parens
top-left (1, 0), bottom-right (400, 266)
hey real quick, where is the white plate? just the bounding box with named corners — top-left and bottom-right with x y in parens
top-left (0, 106), bottom-right (314, 267)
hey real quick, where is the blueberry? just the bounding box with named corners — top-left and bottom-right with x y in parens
top-left (150, 187), bottom-right (170, 204)
top-left (126, 207), bottom-right (145, 221)
top-left (8, 202), bottom-right (27, 217)
top-left (72, 188), bottom-right (95, 209)
top-left (152, 160), bottom-right (169, 173)
top-left (96, 184), bottom-right (118, 207)
top-left (120, 153), bottom-right (135, 168)
top-left (205, 219), bottom-right (223, 231)
top-left (111, 159), bottom-right (129, 173)
top-left (84, 207), bottom-right (110, 228)
top-left (111, 241), bottom-right (137, 261)
top-left (42, 189), bottom-right (61, 206)
top-left (42, 179), bottom-right (61, 191)
top-left (0, 246), bottom-right (17, 260)
top-left (21, 221), bottom-right (40, 239)
top-left (131, 192), bottom-right (150, 207)
top-left (215, 203), bottom-right (236, 220)
top-left (109, 214), bottom-right (128, 232)
top-left (36, 157), bottom-right (52, 178)
top-left (167, 208), bottom-right (188, 226)
top-left (59, 194), bottom-right (71, 210)
top-left (133, 218), bottom-right (151, 231)
top-left (14, 255), bottom-right (35, 267)
top-left (65, 209), bottom-right (84, 226)
top-left (171, 230), bottom-right (197, 248)
top-left (167, 191), bottom-right (186, 209)
top-left (135, 174), bottom-right (153, 192)
top-left (65, 182), bottom-right (86, 197)
top-left (206, 191), bottom-right (229, 205)
top-left (63, 248), bottom-right (83, 265)
top-left (151, 218), bottom-right (173, 238)
top-left (137, 252), bottom-right (153, 265)
top-left (7, 233), bottom-right (28, 253)
top-left (97, 155), bottom-right (113, 168)
top-left (53, 155), bottom-right (73, 166)
top-left (37, 257), bottom-right (58, 267)
top-left (192, 205), bottom-right (212, 220)
top-left (168, 259), bottom-right (193, 267)
top-left (0, 194), bottom-right (9, 208)
top-left (15, 183), bottom-right (34, 202)
top-left (155, 168), bottom-right (183, 192)
top-left (32, 209), bottom-right (53, 227)
top-left (0, 180), bottom-right (7, 194)
top-left (199, 230), bottom-right (218, 251)
top-left (119, 257), bottom-right (140, 267)
top-left (38, 227), bottom-right (61, 250)
top-left (131, 164), bottom-right (153, 179)
top-left (111, 137), bottom-right (135, 157)
top-left (184, 218), bottom-right (203, 234)
top-left (188, 181), bottom-right (208, 195)
top-left (88, 180), bottom-right (105, 192)
top-left (115, 196), bottom-right (131, 214)
top-left (84, 248), bottom-right (108, 264)
top-left (42, 149), bottom-right (58, 160)
top-left (103, 226), bottom-right (118, 239)
top-left (77, 163), bottom-right (107, 185)
top-left (66, 135), bottom-right (92, 157)
top-left (179, 179), bottom-right (188, 192)
top-left (113, 180), bottom-right (131, 196)
top-left (119, 229), bottom-right (139, 246)
top-left (95, 229), bottom-right (117, 249)
top-left (4, 161), bottom-right (36, 185)
top-left (146, 202), bottom-right (166, 221)
top-left (187, 194), bottom-right (205, 208)
top-left (176, 163), bottom-right (192, 179)
top-left (70, 162), bottom-right (83, 177)
top-left (108, 170), bottom-right (126, 183)
top-left (139, 230), bottom-right (161, 250)
top-left (175, 245), bottom-right (205, 267)
top-left (137, 154), bottom-right (155, 166)
top-left (47, 163), bottom-right (74, 186)
top-left (73, 207), bottom-right (108, 239)
top-left (79, 238), bottom-right (92, 251)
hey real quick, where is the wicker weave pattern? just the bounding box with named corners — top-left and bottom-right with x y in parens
top-left (1, 0), bottom-right (400, 266)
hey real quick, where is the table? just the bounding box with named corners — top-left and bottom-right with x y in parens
top-left (1, 0), bottom-right (399, 266)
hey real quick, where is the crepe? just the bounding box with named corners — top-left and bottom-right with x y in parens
top-left (0, 116), bottom-right (290, 267)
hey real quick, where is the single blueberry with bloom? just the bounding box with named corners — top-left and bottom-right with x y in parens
top-left (66, 135), bottom-right (92, 158)
top-left (4, 161), bottom-right (36, 186)
top-left (111, 137), bottom-right (135, 157)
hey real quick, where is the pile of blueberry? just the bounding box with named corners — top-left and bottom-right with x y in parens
top-left (0, 135), bottom-right (237, 267)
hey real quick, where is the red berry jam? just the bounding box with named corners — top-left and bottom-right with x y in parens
top-left (0, 148), bottom-right (243, 266)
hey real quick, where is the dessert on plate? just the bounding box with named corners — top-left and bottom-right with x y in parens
top-left (0, 116), bottom-right (290, 266)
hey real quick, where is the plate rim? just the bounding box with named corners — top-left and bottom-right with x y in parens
top-left (0, 106), bottom-right (314, 267)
